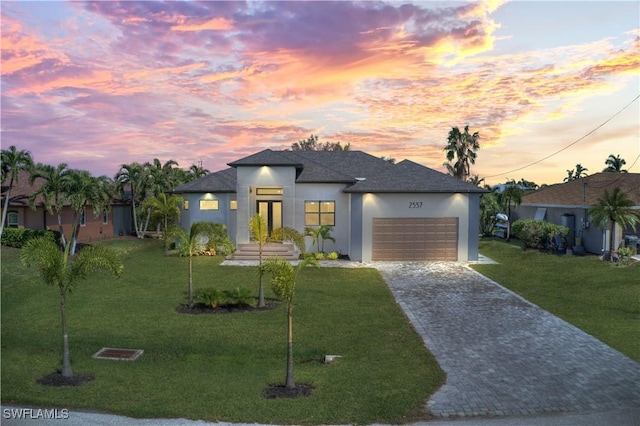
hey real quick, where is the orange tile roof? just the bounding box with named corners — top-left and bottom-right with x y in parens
top-left (522, 173), bottom-right (640, 207)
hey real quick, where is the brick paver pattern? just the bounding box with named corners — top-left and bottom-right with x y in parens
top-left (374, 262), bottom-right (640, 418)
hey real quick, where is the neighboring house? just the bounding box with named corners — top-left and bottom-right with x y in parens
top-left (0, 170), bottom-right (133, 242)
top-left (172, 149), bottom-right (485, 262)
top-left (513, 173), bottom-right (640, 254)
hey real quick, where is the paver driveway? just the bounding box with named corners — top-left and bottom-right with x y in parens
top-left (374, 262), bottom-right (640, 418)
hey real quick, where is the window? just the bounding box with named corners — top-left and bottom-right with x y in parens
top-left (199, 200), bottom-right (219, 210)
top-left (103, 210), bottom-right (109, 224)
top-left (7, 211), bottom-right (19, 228)
top-left (183, 200), bottom-right (189, 210)
top-left (256, 188), bottom-right (283, 195)
top-left (305, 201), bottom-right (335, 226)
top-left (80, 209), bottom-right (86, 227)
top-left (230, 200), bottom-right (238, 210)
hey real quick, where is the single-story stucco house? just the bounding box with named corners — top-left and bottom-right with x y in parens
top-left (172, 149), bottom-right (485, 262)
top-left (512, 172), bottom-right (640, 255)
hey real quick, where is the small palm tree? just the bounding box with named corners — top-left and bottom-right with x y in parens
top-left (1, 146), bottom-right (34, 238)
top-left (498, 180), bottom-right (523, 241)
top-left (171, 222), bottom-right (220, 308)
top-left (249, 214), bottom-right (306, 308)
top-left (142, 192), bottom-right (183, 239)
top-left (589, 188), bottom-right (640, 261)
top-left (261, 257), bottom-right (318, 389)
top-left (21, 237), bottom-right (123, 378)
top-left (304, 225), bottom-right (336, 253)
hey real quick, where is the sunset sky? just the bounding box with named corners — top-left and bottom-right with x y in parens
top-left (2, 1), bottom-right (639, 186)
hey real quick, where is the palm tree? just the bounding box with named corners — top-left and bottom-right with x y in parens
top-left (29, 163), bottom-right (71, 249)
top-left (249, 214), bottom-right (307, 308)
top-left (21, 236), bottom-right (123, 378)
top-left (115, 163), bottom-right (152, 239)
top-left (261, 256), bottom-right (318, 389)
top-left (479, 190), bottom-right (500, 237)
top-left (498, 179), bottom-right (523, 241)
top-left (589, 188), bottom-right (640, 261)
top-left (142, 192), bottom-right (183, 239)
top-left (564, 163), bottom-right (588, 182)
top-left (189, 164), bottom-right (210, 180)
top-left (1, 146), bottom-right (34, 238)
top-left (443, 126), bottom-right (480, 181)
top-left (171, 221), bottom-right (220, 308)
top-left (304, 225), bottom-right (336, 253)
top-left (64, 171), bottom-right (112, 255)
top-left (603, 154), bottom-right (627, 173)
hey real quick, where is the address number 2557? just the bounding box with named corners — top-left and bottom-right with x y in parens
top-left (408, 202), bottom-right (423, 208)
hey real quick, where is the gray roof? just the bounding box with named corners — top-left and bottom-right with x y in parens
top-left (173, 167), bottom-right (236, 193)
top-left (176, 149), bottom-right (485, 194)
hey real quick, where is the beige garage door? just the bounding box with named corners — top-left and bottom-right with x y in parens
top-left (372, 217), bottom-right (458, 261)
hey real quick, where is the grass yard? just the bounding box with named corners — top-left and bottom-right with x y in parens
top-left (473, 238), bottom-right (640, 362)
top-left (1, 238), bottom-right (445, 424)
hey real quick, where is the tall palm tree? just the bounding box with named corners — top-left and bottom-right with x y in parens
top-left (589, 188), bottom-right (640, 261)
top-left (29, 163), bottom-right (71, 249)
top-left (115, 163), bottom-right (152, 239)
top-left (443, 126), bottom-right (480, 181)
top-left (1, 146), bottom-right (34, 238)
top-left (21, 236), bottom-right (123, 378)
top-left (565, 163), bottom-right (589, 182)
top-left (261, 256), bottom-right (318, 389)
top-left (64, 171), bottom-right (112, 255)
top-left (171, 221), bottom-right (220, 308)
top-left (189, 164), bottom-right (210, 180)
top-left (602, 154), bottom-right (627, 173)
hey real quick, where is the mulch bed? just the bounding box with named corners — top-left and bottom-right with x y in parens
top-left (36, 372), bottom-right (95, 387)
top-left (262, 383), bottom-right (314, 399)
top-left (175, 301), bottom-right (279, 314)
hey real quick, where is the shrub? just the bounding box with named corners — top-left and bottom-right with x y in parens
top-left (511, 219), bottom-right (568, 250)
top-left (224, 287), bottom-right (254, 307)
top-left (197, 287), bottom-right (225, 308)
top-left (314, 252), bottom-right (325, 260)
top-left (327, 251), bottom-right (339, 260)
top-left (1, 228), bottom-right (59, 248)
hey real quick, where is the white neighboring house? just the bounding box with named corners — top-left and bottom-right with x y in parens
top-left (172, 149), bottom-right (486, 262)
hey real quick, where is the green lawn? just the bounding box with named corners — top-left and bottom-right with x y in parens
top-left (1, 238), bottom-right (445, 424)
top-left (473, 238), bottom-right (640, 362)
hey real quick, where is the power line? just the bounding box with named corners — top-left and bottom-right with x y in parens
top-left (484, 94), bottom-right (640, 179)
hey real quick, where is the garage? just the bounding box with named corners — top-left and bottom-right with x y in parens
top-left (372, 217), bottom-right (459, 261)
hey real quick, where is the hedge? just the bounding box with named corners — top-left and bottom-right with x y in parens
top-left (1, 228), bottom-right (60, 248)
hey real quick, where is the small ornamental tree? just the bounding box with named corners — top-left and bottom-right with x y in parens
top-left (249, 214), bottom-right (306, 308)
top-left (171, 222), bottom-right (221, 308)
top-left (21, 237), bottom-right (123, 378)
top-left (261, 256), bottom-right (318, 390)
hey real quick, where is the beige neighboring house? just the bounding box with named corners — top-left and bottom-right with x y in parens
top-left (513, 173), bottom-right (640, 254)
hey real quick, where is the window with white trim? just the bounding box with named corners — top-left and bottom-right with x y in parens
top-left (7, 211), bottom-right (19, 228)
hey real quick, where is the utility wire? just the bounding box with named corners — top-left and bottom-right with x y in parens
top-left (484, 94), bottom-right (640, 179)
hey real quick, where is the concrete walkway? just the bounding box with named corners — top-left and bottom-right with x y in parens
top-left (374, 262), bottom-right (640, 419)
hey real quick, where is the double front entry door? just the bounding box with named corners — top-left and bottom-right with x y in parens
top-left (257, 200), bottom-right (282, 234)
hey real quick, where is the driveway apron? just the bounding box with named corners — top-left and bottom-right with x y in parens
top-left (374, 262), bottom-right (640, 418)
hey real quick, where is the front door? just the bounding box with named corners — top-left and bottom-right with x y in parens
top-left (257, 201), bottom-right (282, 234)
